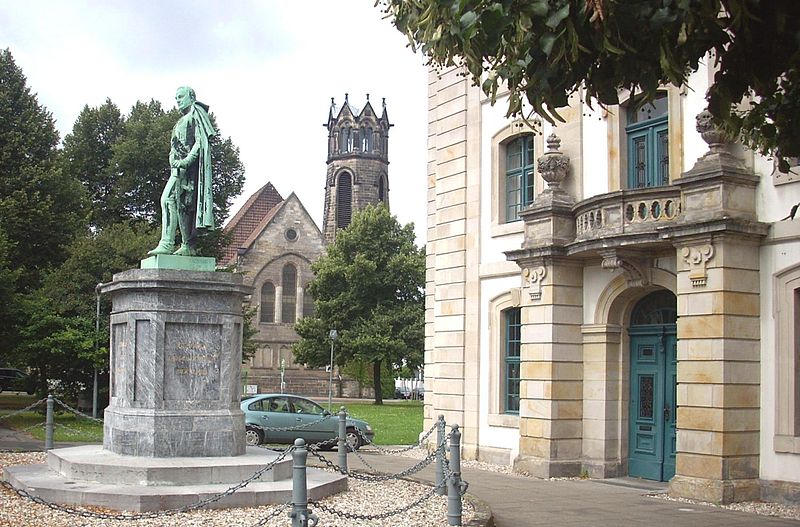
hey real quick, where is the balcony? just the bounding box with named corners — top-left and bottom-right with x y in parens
top-left (570, 186), bottom-right (682, 251)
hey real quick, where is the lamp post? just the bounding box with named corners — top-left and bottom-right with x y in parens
top-left (328, 329), bottom-right (338, 412)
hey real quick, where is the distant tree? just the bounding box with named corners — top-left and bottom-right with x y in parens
top-left (61, 99), bottom-right (126, 228)
top-left (381, 1), bottom-right (800, 166)
top-left (15, 222), bottom-right (157, 395)
top-left (293, 205), bottom-right (424, 404)
top-left (0, 49), bottom-right (86, 291)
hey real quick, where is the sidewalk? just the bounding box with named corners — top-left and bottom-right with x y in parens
top-left (344, 450), bottom-right (800, 526)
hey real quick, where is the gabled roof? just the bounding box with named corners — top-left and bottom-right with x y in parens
top-left (239, 192), bottom-right (323, 251)
top-left (220, 182), bottom-right (283, 265)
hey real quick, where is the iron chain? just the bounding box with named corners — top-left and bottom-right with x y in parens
top-left (354, 419), bottom-right (437, 454)
top-left (53, 397), bottom-right (104, 423)
top-left (0, 398), bottom-right (47, 420)
top-left (249, 502), bottom-right (290, 526)
top-left (250, 414), bottom-right (331, 433)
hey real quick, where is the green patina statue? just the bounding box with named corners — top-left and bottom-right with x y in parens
top-left (148, 86), bottom-right (216, 257)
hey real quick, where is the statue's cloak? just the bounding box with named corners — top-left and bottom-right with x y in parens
top-left (190, 101), bottom-right (217, 230)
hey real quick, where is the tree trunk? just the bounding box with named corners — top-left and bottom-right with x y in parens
top-left (372, 359), bottom-right (383, 405)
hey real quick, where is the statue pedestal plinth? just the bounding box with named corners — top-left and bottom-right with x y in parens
top-left (140, 254), bottom-right (217, 271)
top-left (99, 268), bottom-right (250, 457)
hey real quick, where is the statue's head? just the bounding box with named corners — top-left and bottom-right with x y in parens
top-left (176, 86), bottom-right (196, 112)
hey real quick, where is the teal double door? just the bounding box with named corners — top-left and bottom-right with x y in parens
top-left (628, 324), bottom-right (677, 481)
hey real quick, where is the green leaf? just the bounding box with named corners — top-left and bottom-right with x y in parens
top-left (545, 3), bottom-right (570, 30)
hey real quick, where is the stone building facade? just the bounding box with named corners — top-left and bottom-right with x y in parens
top-left (423, 60), bottom-right (800, 504)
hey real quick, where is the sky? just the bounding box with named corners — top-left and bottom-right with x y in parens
top-left (0, 1), bottom-right (430, 243)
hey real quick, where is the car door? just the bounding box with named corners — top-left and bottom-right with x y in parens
top-left (289, 397), bottom-right (336, 445)
top-left (247, 396), bottom-right (294, 443)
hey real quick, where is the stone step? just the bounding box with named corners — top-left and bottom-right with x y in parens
top-left (47, 445), bottom-right (292, 485)
top-left (4, 446), bottom-right (348, 513)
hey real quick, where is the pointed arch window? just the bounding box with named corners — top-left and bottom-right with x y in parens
top-left (378, 175), bottom-right (387, 203)
top-left (362, 127), bottom-right (373, 152)
top-left (281, 264), bottom-right (297, 323)
top-left (260, 282), bottom-right (275, 323)
top-left (336, 172), bottom-right (353, 230)
top-left (339, 127), bottom-right (352, 153)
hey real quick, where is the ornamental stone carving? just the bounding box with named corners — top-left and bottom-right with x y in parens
top-left (523, 266), bottom-right (547, 301)
top-left (537, 133), bottom-right (570, 191)
top-left (681, 243), bottom-right (715, 287)
top-left (598, 249), bottom-right (651, 288)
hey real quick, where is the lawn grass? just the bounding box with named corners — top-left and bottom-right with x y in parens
top-left (344, 400), bottom-right (424, 445)
top-left (4, 412), bottom-right (104, 443)
top-left (0, 395), bottom-right (424, 446)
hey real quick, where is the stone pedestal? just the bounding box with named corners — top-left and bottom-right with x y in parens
top-left (99, 269), bottom-right (250, 457)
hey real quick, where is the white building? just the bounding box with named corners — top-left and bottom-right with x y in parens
top-left (423, 59), bottom-right (800, 504)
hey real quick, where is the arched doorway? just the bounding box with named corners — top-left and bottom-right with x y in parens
top-left (628, 289), bottom-right (677, 481)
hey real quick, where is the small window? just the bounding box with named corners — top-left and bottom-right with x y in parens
top-left (362, 126), bottom-right (373, 152)
top-left (378, 175), bottom-right (387, 203)
top-left (260, 283), bottom-right (275, 323)
top-left (285, 228), bottom-right (298, 242)
top-left (504, 307), bottom-right (521, 414)
top-left (505, 135), bottom-right (535, 222)
top-left (339, 127), bottom-right (352, 153)
top-left (281, 264), bottom-right (297, 323)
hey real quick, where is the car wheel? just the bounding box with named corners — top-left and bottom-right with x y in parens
top-left (346, 427), bottom-right (362, 451)
top-left (245, 426), bottom-right (263, 446)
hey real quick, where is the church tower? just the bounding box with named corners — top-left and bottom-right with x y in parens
top-left (322, 94), bottom-right (391, 244)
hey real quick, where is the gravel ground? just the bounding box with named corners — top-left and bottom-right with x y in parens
top-left (0, 452), bottom-right (474, 527)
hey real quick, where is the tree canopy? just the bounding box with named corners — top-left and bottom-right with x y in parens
top-left (293, 205), bottom-right (425, 404)
top-left (380, 0), bottom-right (800, 164)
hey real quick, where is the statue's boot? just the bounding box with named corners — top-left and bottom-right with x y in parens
top-left (148, 196), bottom-right (178, 255)
top-left (173, 244), bottom-right (197, 256)
top-left (147, 242), bottom-right (175, 256)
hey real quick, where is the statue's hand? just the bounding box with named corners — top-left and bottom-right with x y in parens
top-left (171, 157), bottom-right (191, 169)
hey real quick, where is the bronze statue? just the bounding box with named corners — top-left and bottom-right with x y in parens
top-left (148, 86), bottom-right (216, 257)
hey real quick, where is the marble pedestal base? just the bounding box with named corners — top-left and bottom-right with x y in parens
top-left (99, 269), bottom-right (251, 457)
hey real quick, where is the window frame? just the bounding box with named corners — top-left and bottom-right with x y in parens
top-left (774, 262), bottom-right (800, 453)
top-left (504, 134), bottom-right (536, 222)
top-left (503, 307), bottom-right (522, 414)
top-left (259, 282), bottom-right (276, 323)
top-left (281, 264), bottom-right (297, 324)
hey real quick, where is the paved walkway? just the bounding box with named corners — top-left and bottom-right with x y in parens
top-left (343, 450), bottom-right (800, 526)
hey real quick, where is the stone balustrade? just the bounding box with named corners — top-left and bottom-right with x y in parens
top-left (574, 186), bottom-right (682, 241)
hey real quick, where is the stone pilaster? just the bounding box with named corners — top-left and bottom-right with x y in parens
top-left (581, 324), bottom-right (624, 477)
top-left (669, 235), bottom-right (762, 502)
top-left (423, 67), bottom-right (481, 458)
top-left (513, 257), bottom-right (584, 477)
top-left (666, 110), bottom-right (768, 502)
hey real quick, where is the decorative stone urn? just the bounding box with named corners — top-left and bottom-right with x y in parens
top-left (538, 133), bottom-right (570, 192)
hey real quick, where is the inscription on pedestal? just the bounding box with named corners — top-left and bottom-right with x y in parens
top-left (163, 323), bottom-right (221, 401)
